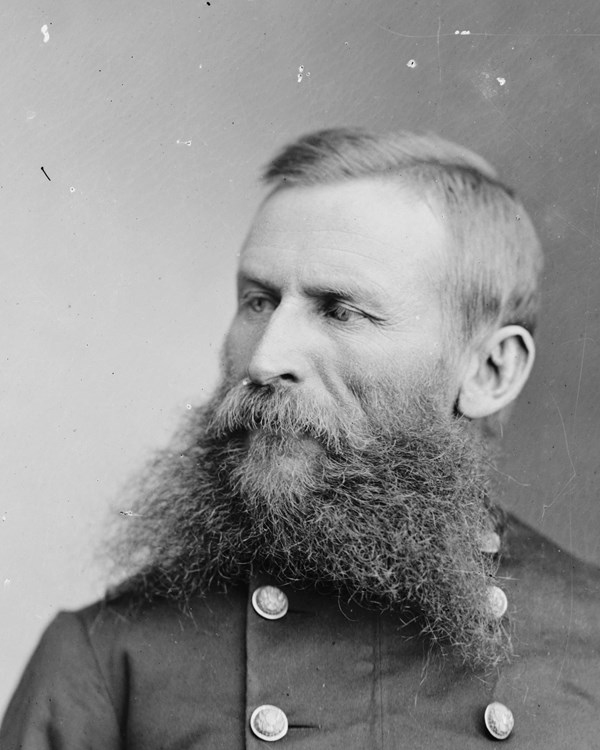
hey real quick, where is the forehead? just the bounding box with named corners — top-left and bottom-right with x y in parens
top-left (239, 179), bottom-right (448, 299)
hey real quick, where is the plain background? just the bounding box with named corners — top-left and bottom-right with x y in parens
top-left (1, 0), bottom-right (599, 715)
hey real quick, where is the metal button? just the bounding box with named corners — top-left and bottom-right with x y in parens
top-left (250, 704), bottom-right (288, 742)
top-left (480, 530), bottom-right (501, 554)
top-left (487, 585), bottom-right (508, 618)
top-left (484, 701), bottom-right (514, 740)
top-left (252, 586), bottom-right (289, 620)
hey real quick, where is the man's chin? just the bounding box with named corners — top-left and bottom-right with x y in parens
top-left (244, 429), bottom-right (323, 484)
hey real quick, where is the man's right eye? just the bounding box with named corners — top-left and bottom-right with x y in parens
top-left (242, 295), bottom-right (275, 314)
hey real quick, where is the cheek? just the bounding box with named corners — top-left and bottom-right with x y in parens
top-left (340, 338), bottom-right (446, 393)
top-left (317, 346), bottom-right (381, 400)
top-left (223, 314), bottom-right (269, 378)
top-left (222, 319), bottom-right (251, 379)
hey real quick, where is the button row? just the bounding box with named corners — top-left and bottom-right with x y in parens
top-left (250, 587), bottom-right (289, 741)
top-left (480, 529), bottom-right (512, 740)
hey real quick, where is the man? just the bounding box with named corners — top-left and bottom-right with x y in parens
top-left (3, 128), bottom-right (600, 748)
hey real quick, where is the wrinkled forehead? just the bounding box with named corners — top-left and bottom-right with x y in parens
top-left (239, 179), bottom-right (450, 297)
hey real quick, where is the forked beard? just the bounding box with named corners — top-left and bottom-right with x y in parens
top-left (109, 369), bottom-right (511, 671)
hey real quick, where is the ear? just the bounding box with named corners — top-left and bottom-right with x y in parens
top-left (457, 325), bottom-right (535, 419)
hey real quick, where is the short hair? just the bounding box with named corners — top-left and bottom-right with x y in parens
top-left (262, 128), bottom-right (543, 343)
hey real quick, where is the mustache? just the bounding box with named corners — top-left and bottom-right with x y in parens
top-left (207, 380), bottom-right (372, 453)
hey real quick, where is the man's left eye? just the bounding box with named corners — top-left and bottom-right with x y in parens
top-left (325, 303), bottom-right (366, 323)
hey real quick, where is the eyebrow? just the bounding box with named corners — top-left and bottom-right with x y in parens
top-left (237, 270), bottom-right (279, 295)
top-left (303, 283), bottom-right (376, 305)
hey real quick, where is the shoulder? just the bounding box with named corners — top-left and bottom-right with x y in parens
top-left (71, 584), bottom-right (249, 675)
top-left (76, 583), bottom-right (248, 638)
top-left (502, 512), bottom-right (600, 620)
top-left (498, 514), bottom-right (600, 715)
top-left (63, 586), bottom-right (249, 734)
top-left (2, 588), bottom-right (250, 748)
top-left (488, 515), bottom-right (600, 743)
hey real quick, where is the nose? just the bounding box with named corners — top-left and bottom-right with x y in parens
top-left (247, 304), bottom-right (311, 386)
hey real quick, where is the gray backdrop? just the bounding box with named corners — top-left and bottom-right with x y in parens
top-left (1, 0), bottom-right (599, 714)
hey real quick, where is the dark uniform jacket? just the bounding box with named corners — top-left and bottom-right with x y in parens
top-left (3, 514), bottom-right (600, 748)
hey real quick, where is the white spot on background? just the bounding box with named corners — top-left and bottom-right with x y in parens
top-left (455, 29), bottom-right (471, 35)
top-left (41, 24), bottom-right (50, 43)
top-left (4, 579), bottom-right (11, 590)
top-left (176, 139), bottom-right (192, 146)
top-left (70, 186), bottom-right (76, 193)
top-left (478, 71), bottom-right (507, 100)
top-left (26, 110), bottom-right (36, 121)
top-left (406, 59), bottom-right (417, 68)
top-left (297, 65), bottom-right (304, 83)
top-left (186, 403), bottom-right (192, 410)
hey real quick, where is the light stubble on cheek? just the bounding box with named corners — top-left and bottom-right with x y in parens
top-left (221, 322), bottom-right (254, 381)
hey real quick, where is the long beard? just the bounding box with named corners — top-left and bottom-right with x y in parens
top-left (108, 371), bottom-right (510, 671)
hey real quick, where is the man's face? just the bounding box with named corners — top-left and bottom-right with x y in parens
top-left (225, 179), bottom-right (460, 426)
